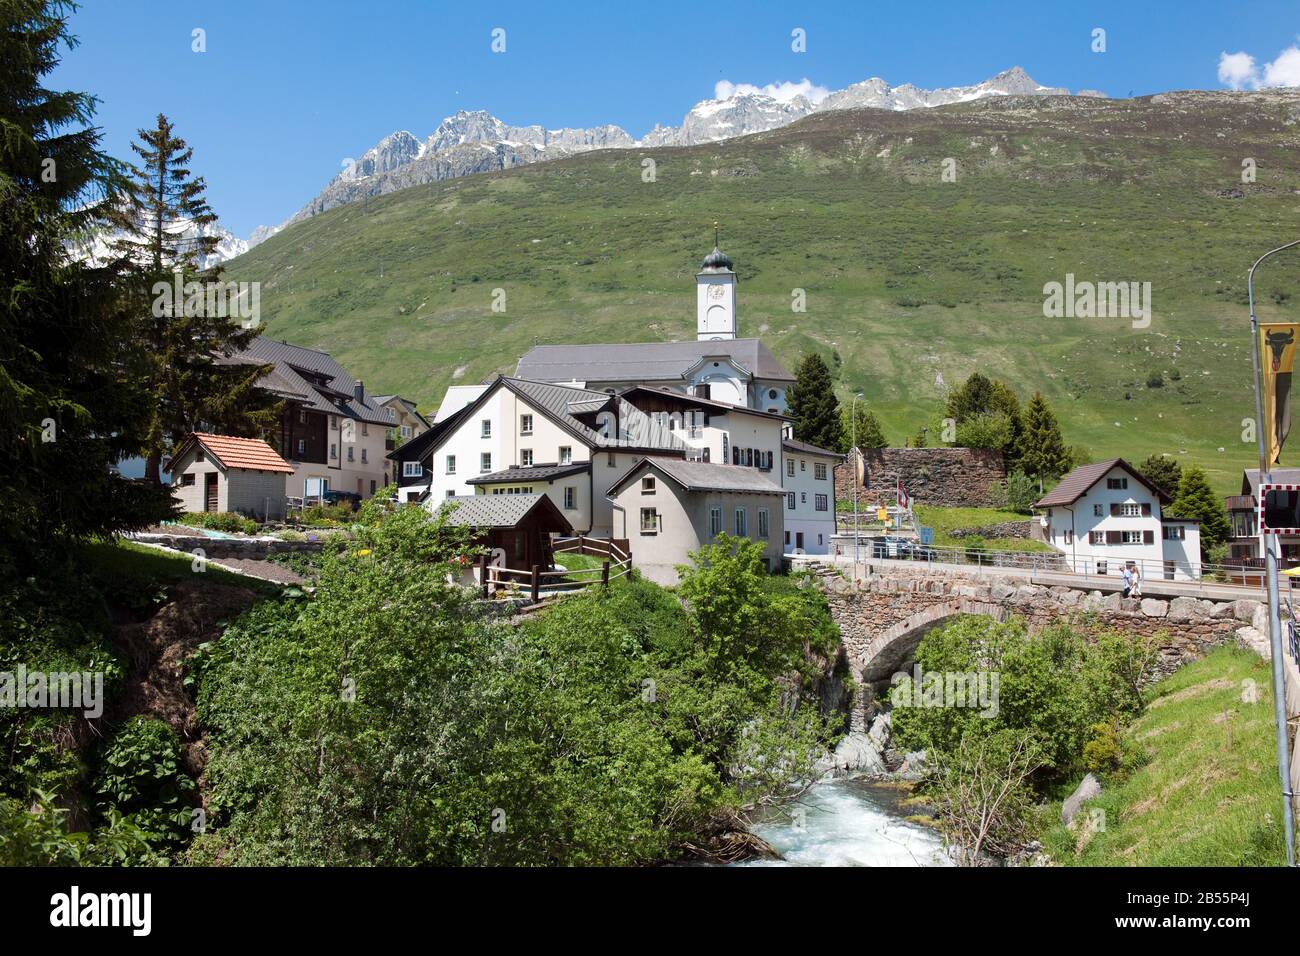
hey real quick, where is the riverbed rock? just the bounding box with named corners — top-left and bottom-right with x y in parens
top-left (897, 749), bottom-right (928, 781)
top-left (832, 732), bottom-right (886, 776)
top-left (867, 712), bottom-right (891, 750)
top-left (1061, 772), bottom-right (1102, 825)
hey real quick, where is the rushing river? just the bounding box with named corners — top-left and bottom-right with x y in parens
top-left (734, 779), bottom-right (952, 867)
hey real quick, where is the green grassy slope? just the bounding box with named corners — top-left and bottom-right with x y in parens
top-left (1044, 647), bottom-right (1288, 866)
top-left (225, 90), bottom-right (1300, 497)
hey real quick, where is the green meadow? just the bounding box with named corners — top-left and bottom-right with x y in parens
top-left (225, 91), bottom-right (1300, 497)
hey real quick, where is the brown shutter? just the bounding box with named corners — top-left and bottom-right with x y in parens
top-left (1106, 530), bottom-right (1121, 545)
top-left (1143, 529), bottom-right (1154, 545)
top-left (1110, 503), bottom-right (1120, 516)
top-left (1141, 502), bottom-right (1152, 516)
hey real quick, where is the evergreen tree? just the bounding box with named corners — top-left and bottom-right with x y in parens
top-left (1137, 454), bottom-right (1181, 499)
top-left (1019, 392), bottom-right (1072, 484)
top-left (1168, 464), bottom-right (1229, 558)
top-left (0, 0), bottom-right (173, 563)
top-left (107, 114), bottom-right (273, 483)
top-left (841, 403), bottom-right (887, 451)
top-left (944, 372), bottom-right (1025, 464)
top-left (787, 353), bottom-right (845, 451)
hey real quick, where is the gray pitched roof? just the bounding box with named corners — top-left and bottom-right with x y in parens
top-left (1242, 468), bottom-right (1300, 497)
top-left (502, 378), bottom-right (687, 452)
top-left (609, 456), bottom-right (786, 497)
top-left (516, 338), bottom-right (794, 384)
top-left (466, 462), bottom-right (591, 484)
top-left (438, 493), bottom-right (570, 530)
top-left (228, 336), bottom-right (393, 426)
top-left (782, 437), bottom-right (845, 459)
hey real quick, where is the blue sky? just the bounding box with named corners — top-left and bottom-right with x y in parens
top-left (54, 0), bottom-right (1300, 237)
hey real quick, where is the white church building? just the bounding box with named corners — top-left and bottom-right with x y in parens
top-left (391, 240), bottom-right (841, 576)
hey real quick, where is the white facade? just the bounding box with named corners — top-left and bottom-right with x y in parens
top-left (1041, 463), bottom-right (1201, 581)
top-left (781, 442), bottom-right (840, 555)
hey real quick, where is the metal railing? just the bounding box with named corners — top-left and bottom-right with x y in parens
top-left (818, 538), bottom-right (1270, 592)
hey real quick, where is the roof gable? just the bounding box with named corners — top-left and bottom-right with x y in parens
top-left (607, 455), bottom-right (786, 498)
top-left (437, 493), bottom-right (573, 532)
top-left (166, 433), bottom-right (295, 474)
top-left (1034, 457), bottom-right (1169, 509)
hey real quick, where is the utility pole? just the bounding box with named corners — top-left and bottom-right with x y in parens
top-left (1247, 238), bottom-right (1300, 867)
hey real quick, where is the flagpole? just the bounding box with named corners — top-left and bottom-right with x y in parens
top-left (1247, 238), bottom-right (1300, 867)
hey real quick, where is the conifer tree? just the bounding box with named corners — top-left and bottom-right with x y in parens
top-left (1168, 464), bottom-right (1229, 558)
top-left (0, 0), bottom-right (173, 561)
top-left (108, 114), bottom-right (273, 483)
top-left (1019, 392), bottom-right (1072, 484)
top-left (788, 353), bottom-right (845, 451)
top-left (1137, 454), bottom-right (1182, 499)
top-left (842, 403), bottom-right (887, 451)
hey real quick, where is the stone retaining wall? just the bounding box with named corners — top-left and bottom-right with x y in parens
top-left (131, 534), bottom-right (322, 560)
top-left (834, 447), bottom-right (1007, 508)
top-left (948, 519), bottom-right (1037, 540)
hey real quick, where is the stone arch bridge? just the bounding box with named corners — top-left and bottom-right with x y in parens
top-left (808, 564), bottom-right (1271, 733)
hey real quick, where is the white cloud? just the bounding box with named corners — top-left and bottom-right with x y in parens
top-left (1217, 51), bottom-right (1257, 90)
top-left (1218, 42), bottom-right (1300, 90)
top-left (1262, 45), bottom-right (1300, 87)
top-left (713, 78), bottom-right (830, 105)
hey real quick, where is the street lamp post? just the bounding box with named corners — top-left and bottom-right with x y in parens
top-left (1247, 238), bottom-right (1300, 867)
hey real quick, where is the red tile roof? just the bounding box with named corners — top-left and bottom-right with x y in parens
top-left (167, 433), bottom-right (295, 474)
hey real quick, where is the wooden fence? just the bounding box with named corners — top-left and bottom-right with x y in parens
top-left (478, 535), bottom-right (632, 603)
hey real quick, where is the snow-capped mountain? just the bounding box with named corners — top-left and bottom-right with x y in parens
top-left (69, 219), bottom-right (249, 270)
top-left (244, 67), bottom-right (1099, 249)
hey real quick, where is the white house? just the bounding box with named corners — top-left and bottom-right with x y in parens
top-left (413, 376), bottom-right (686, 534)
top-left (1035, 458), bottom-right (1201, 581)
top-left (780, 436), bottom-right (842, 554)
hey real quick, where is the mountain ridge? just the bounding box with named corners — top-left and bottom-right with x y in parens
top-left (242, 67), bottom-right (1101, 248)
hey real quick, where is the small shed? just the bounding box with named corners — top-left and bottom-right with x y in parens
top-left (165, 433), bottom-right (295, 520)
top-left (439, 493), bottom-right (573, 572)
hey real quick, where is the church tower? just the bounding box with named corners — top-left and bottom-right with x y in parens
top-left (696, 224), bottom-right (737, 341)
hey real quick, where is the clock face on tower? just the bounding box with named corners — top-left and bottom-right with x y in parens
top-left (707, 284), bottom-right (725, 301)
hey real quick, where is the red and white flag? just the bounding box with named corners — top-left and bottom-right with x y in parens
top-left (897, 478), bottom-right (910, 513)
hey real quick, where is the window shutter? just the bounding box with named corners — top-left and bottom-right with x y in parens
top-left (1109, 503), bottom-right (1120, 517)
top-left (1106, 530), bottom-right (1120, 545)
top-left (1143, 530), bottom-right (1154, 545)
top-left (1141, 502), bottom-right (1152, 516)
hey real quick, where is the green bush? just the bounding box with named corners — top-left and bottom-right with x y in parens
top-left (92, 716), bottom-right (196, 852)
top-left (1082, 722), bottom-right (1123, 774)
top-left (991, 470), bottom-right (1039, 514)
top-left (891, 616), bottom-right (1161, 792)
top-left (192, 518), bottom-right (836, 864)
top-left (178, 511), bottom-right (259, 535)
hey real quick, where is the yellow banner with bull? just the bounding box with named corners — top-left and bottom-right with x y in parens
top-left (1262, 323), bottom-right (1300, 467)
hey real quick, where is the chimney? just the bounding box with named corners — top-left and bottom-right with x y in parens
top-left (354, 379), bottom-right (364, 403)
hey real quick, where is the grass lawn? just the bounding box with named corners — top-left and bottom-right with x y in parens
top-left (1042, 647), bottom-right (1289, 866)
top-left (80, 539), bottom-right (284, 600)
top-left (553, 552), bottom-right (610, 585)
top-left (913, 505), bottom-right (1056, 554)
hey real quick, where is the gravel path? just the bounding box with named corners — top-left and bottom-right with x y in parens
top-left (209, 557), bottom-right (308, 585)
